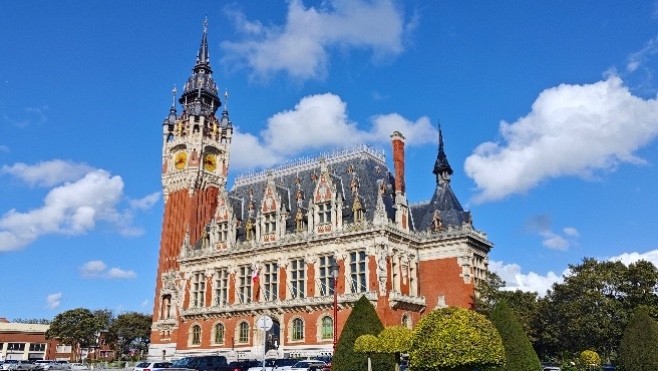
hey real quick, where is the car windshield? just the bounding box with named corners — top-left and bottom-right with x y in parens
top-left (171, 358), bottom-right (194, 367)
top-left (153, 363), bottom-right (171, 368)
top-left (275, 359), bottom-right (297, 366)
top-left (135, 363), bottom-right (150, 368)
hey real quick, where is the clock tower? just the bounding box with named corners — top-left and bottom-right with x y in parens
top-left (150, 21), bottom-right (233, 353)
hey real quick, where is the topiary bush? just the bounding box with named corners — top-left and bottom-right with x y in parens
top-left (409, 306), bottom-right (505, 371)
top-left (489, 301), bottom-right (542, 371)
top-left (618, 306), bottom-right (658, 371)
top-left (332, 295), bottom-right (395, 371)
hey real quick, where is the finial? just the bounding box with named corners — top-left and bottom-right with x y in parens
top-left (203, 15), bottom-right (208, 33)
top-left (171, 86), bottom-right (177, 108)
top-left (224, 89), bottom-right (229, 111)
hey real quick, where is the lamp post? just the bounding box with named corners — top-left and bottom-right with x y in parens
top-left (330, 259), bottom-right (339, 357)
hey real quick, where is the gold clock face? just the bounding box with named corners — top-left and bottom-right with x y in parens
top-left (203, 153), bottom-right (217, 171)
top-left (174, 152), bottom-right (187, 170)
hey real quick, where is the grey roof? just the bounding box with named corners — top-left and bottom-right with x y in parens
top-left (227, 146), bottom-right (397, 240)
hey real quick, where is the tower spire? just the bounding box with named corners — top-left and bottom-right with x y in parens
top-left (180, 18), bottom-right (221, 116)
top-left (432, 123), bottom-right (453, 185)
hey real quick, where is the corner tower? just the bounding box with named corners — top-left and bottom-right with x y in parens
top-left (150, 22), bottom-right (233, 357)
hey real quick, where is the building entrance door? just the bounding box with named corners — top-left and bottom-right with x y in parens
top-left (265, 318), bottom-right (280, 353)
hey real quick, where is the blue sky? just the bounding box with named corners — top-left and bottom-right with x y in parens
top-left (2, 1), bottom-right (658, 320)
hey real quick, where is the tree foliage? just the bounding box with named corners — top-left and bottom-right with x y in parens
top-left (45, 308), bottom-right (103, 361)
top-left (489, 301), bottom-right (542, 371)
top-left (332, 296), bottom-right (395, 371)
top-left (377, 326), bottom-right (412, 354)
top-left (578, 350), bottom-right (601, 370)
top-left (409, 307), bottom-right (504, 371)
top-left (107, 312), bottom-right (152, 358)
top-left (354, 334), bottom-right (379, 353)
top-left (618, 306), bottom-right (658, 371)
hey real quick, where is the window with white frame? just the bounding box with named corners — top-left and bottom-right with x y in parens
top-left (238, 321), bottom-right (250, 343)
top-left (318, 203), bottom-right (331, 224)
top-left (318, 255), bottom-right (335, 296)
top-left (192, 272), bottom-right (205, 308)
top-left (263, 261), bottom-right (278, 301)
top-left (349, 250), bottom-right (367, 293)
top-left (213, 323), bottom-right (225, 344)
top-left (218, 222), bottom-right (229, 242)
top-left (238, 265), bottom-right (252, 304)
top-left (264, 213), bottom-right (276, 234)
top-left (190, 325), bottom-right (201, 345)
top-left (29, 343), bottom-right (45, 352)
top-left (321, 316), bottom-right (333, 340)
top-left (214, 268), bottom-right (229, 307)
top-left (291, 318), bottom-right (304, 341)
top-left (289, 258), bottom-right (305, 299)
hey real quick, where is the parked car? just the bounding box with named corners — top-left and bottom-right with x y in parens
top-left (13, 361), bottom-right (37, 371)
top-left (34, 361), bottom-right (70, 371)
top-left (133, 362), bottom-right (172, 371)
top-left (170, 356), bottom-right (234, 371)
top-left (226, 360), bottom-right (261, 371)
top-left (246, 358), bottom-right (299, 371)
top-left (288, 360), bottom-right (325, 371)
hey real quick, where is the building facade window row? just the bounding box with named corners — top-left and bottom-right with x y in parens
top-left (186, 316), bottom-right (334, 346)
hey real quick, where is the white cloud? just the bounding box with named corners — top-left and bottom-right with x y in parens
top-left (525, 215), bottom-right (579, 251)
top-left (0, 162), bottom-right (149, 250)
top-left (608, 249), bottom-right (658, 267)
top-left (627, 36), bottom-right (658, 72)
top-left (129, 192), bottom-right (160, 210)
top-left (80, 260), bottom-right (136, 279)
top-left (221, 0), bottom-right (409, 80)
top-left (81, 260), bottom-right (107, 277)
top-left (46, 292), bottom-right (62, 309)
top-left (465, 76), bottom-right (658, 202)
top-left (229, 93), bottom-right (438, 171)
top-left (107, 267), bottom-right (137, 279)
top-left (2, 159), bottom-right (94, 187)
top-left (489, 260), bottom-right (567, 297)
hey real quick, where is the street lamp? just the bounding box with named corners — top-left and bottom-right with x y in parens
top-left (330, 259), bottom-right (339, 357)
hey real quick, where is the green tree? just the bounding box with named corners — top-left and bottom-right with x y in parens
top-left (108, 312), bottom-right (152, 359)
top-left (579, 350), bottom-right (601, 370)
top-left (354, 334), bottom-right (380, 371)
top-left (409, 307), bottom-right (504, 371)
top-left (46, 308), bottom-right (103, 361)
top-left (535, 258), bottom-right (627, 361)
top-left (378, 326), bottom-right (412, 371)
top-left (332, 296), bottom-right (395, 371)
top-left (618, 306), bottom-right (658, 371)
top-left (490, 301), bottom-right (541, 371)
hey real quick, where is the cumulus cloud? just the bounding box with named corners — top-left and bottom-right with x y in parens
top-left (46, 292), bottom-right (62, 309)
top-left (608, 249), bottom-right (658, 267)
top-left (489, 260), bottom-right (566, 297)
top-left (465, 76), bottom-right (658, 202)
top-left (80, 260), bottom-right (136, 279)
top-left (525, 215), bottom-right (579, 251)
top-left (229, 93), bottom-right (438, 171)
top-left (129, 192), bottom-right (160, 210)
top-left (0, 161), bottom-right (152, 251)
top-left (2, 159), bottom-right (94, 187)
top-left (221, 0), bottom-right (410, 80)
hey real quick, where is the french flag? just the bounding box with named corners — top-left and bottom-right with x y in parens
top-left (252, 267), bottom-right (260, 300)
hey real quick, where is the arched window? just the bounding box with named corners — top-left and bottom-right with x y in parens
top-left (321, 316), bottom-right (333, 340)
top-left (402, 314), bottom-right (411, 329)
top-left (190, 325), bottom-right (201, 345)
top-left (292, 318), bottom-right (304, 341)
top-left (214, 323), bottom-right (225, 344)
top-left (238, 322), bottom-right (250, 343)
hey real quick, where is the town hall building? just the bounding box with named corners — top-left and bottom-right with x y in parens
top-left (148, 24), bottom-right (493, 361)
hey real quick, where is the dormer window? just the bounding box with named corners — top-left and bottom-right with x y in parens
top-left (353, 198), bottom-right (364, 223)
top-left (264, 213), bottom-right (276, 233)
top-left (318, 203), bottom-right (331, 224)
top-left (217, 222), bottom-right (228, 242)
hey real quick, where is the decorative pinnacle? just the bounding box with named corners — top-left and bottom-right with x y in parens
top-left (171, 86), bottom-right (177, 108)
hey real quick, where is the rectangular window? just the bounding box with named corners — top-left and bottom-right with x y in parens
top-left (214, 268), bottom-right (229, 307)
top-left (218, 222), bottom-right (229, 242)
top-left (350, 250), bottom-right (367, 293)
top-left (318, 203), bottom-right (332, 224)
top-left (263, 262), bottom-right (278, 301)
top-left (238, 265), bottom-right (252, 304)
top-left (318, 255), bottom-right (335, 296)
top-left (289, 258), bottom-right (305, 299)
top-left (29, 343), bottom-right (45, 352)
top-left (192, 272), bottom-right (205, 308)
top-left (264, 214), bottom-right (276, 234)
top-left (8, 343), bottom-right (25, 351)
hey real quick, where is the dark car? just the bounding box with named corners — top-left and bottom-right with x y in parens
top-left (170, 356), bottom-right (229, 371)
top-left (225, 360), bottom-right (261, 371)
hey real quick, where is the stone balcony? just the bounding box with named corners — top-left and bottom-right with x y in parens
top-left (388, 291), bottom-right (426, 311)
top-left (180, 291), bottom-right (378, 319)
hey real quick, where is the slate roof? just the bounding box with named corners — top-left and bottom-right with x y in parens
top-left (227, 146), bottom-right (397, 241)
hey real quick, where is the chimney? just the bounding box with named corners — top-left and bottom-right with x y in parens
top-left (391, 131), bottom-right (406, 194)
